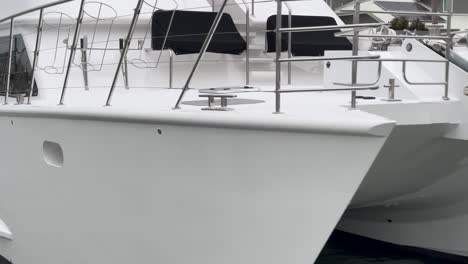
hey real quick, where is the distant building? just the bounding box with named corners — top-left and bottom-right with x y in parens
top-left (332, 0), bottom-right (468, 13)
top-left (334, 0), bottom-right (468, 28)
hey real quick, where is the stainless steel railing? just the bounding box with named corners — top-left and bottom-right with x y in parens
top-left (240, 0), bottom-right (252, 87)
top-left (174, 0), bottom-right (231, 109)
top-left (273, 0), bottom-right (387, 113)
top-left (0, 0), bottom-right (75, 105)
top-left (271, 0), bottom-right (456, 113)
top-left (284, 2), bottom-right (293, 85)
top-left (12, 0), bottom-right (458, 112)
top-left (338, 0), bottom-right (454, 100)
top-left (105, 0), bottom-right (145, 106)
top-left (59, 0), bottom-right (87, 105)
top-left (125, 0), bottom-right (179, 90)
top-left (0, 0), bottom-right (75, 24)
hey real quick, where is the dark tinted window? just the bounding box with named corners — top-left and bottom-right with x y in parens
top-left (339, 14), bottom-right (380, 24)
top-left (0, 34), bottom-right (38, 97)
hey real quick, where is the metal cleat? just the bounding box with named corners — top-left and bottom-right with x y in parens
top-left (382, 79), bottom-right (402, 102)
top-left (199, 94), bottom-right (237, 111)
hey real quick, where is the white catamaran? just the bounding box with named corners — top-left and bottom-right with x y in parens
top-left (0, 0), bottom-right (468, 263)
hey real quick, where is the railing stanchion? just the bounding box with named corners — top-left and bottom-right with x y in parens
top-left (288, 8), bottom-right (292, 85)
top-left (27, 8), bottom-right (44, 104)
top-left (4, 18), bottom-right (15, 105)
top-left (119, 38), bottom-right (130, 89)
top-left (80, 36), bottom-right (89, 90)
top-left (350, 0), bottom-right (360, 109)
top-left (59, 0), bottom-right (86, 105)
top-left (169, 50), bottom-right (174, 89)
top-left (274, 0), bottom-right (282, 114)
top-left (444, 0), bottom-right (453, 101)
top-left (173, 0), bottom-right (230, 109)
top-left (252, 0), bottom-right (255, 16)
top-left (245, 7), bottom-right (251, 87)
top-left (105, 0), bottom-right (145, 106)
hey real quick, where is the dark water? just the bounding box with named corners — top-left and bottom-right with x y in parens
top-left (317, 231), bottom-right (463, 264)
top-left (0, 231), bottom-right (464, 264)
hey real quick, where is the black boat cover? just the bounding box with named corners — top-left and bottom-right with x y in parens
top-left (152, 10), bottom-right (247, 55)
top-left (266, 15), bottom-right (352, 56)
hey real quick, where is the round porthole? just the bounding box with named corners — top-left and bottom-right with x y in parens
top-left (406, 43), bottom-right (413, 52)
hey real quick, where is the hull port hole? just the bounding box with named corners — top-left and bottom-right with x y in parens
top-left (43, 141), bottom-right (64, 167)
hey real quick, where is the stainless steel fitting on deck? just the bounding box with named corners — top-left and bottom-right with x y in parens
top-left (383, 79), bottom-right (402, 102)
top-left (199, 94), bottom-right (237, 111)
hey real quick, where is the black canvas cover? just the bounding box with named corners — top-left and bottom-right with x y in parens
top-left (266, 15), bottom-right (352, 56)
top-left (0, 34), bottom-right (38, 96)
top-left (152, 10), bottom-right (247, 55)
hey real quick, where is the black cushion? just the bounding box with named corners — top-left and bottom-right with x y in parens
top-left (266, 15), bottom-right (352, 56)
top-left (152, 10), bottom-right (247, 55)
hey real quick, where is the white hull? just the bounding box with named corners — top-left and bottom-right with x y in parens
top-left (339, 124), bottom-right (468, 257)
top-left (338, 40), bottom-right (468, 259)
top-left (0, 109), bottom-right (392, 264)
top-left (2, 0), bottom-right (468, 261)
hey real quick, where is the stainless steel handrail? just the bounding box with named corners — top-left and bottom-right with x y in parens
top-left (278, 20), bottom-right (386, 89)
top-left (273, 0), bottom-right (458, 111)
top-left (444, 0), bottom-right (453, 100)
top-left (287, 6), bottom-right (292, 85)
top-left (279, 55), bottom-right (380, 62)
top-left (338, 0), bottom-right (453, 101)
top-left (240, 0), bottom-right (251, 87)
top-left (350, 0), bottom-right (360, 109)
top-left (246, 7), bottom-right (251, 87)
top-left (334, 61), bottom-right (383, 87)
top-left (0, 0), bottom-right (74, 24)
top-left (279, 22), bottom-right (387, 33)
top-left (339, 9), bottom-right (452, 17)
top-left (359, 59), bottom-right (448, 63)
top-left (277, 85), bottom-right (378, 93)
top-left (251, 0), bottom-right (255, 16)
top-left (284, 2), bottom-right (292, 85)
top-left (3, 18), bottom-right (14, 105)
top-left (126, 0), bottom-right (179, 90)
top-left (150, 0), bottom-right (179, 69)
top-left (338, 9), bottom-right (468, 17)
top-left (335, 33), bottom-right (450, 40)
top-left (12, 0), bottom-right (457, 109)
top-left (0, 0), bottom-right (74, 105)
top-left (402, 60), bottom-right (448, 86)
top-left (27, 9), bottom-right (44, 104)
top-left (332, 58), bottom-right (448, 87)
top-left (59, 0), bottom-right (86, 105)
top-left (173, 0), bottom-right (230, 109)
top-left (169, 50), bottom-right (174, 89)
top-left (273, 0), bottom-right (385, 112)
top-left (340, 0), bottom-right (453, 100)
top-left (105, 0), bottom-right (145, 106)
top-left (275, 0), bottom-right (282, 113)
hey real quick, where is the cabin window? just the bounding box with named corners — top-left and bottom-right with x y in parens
top-left (0, 34), bottom-right (38, 97)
